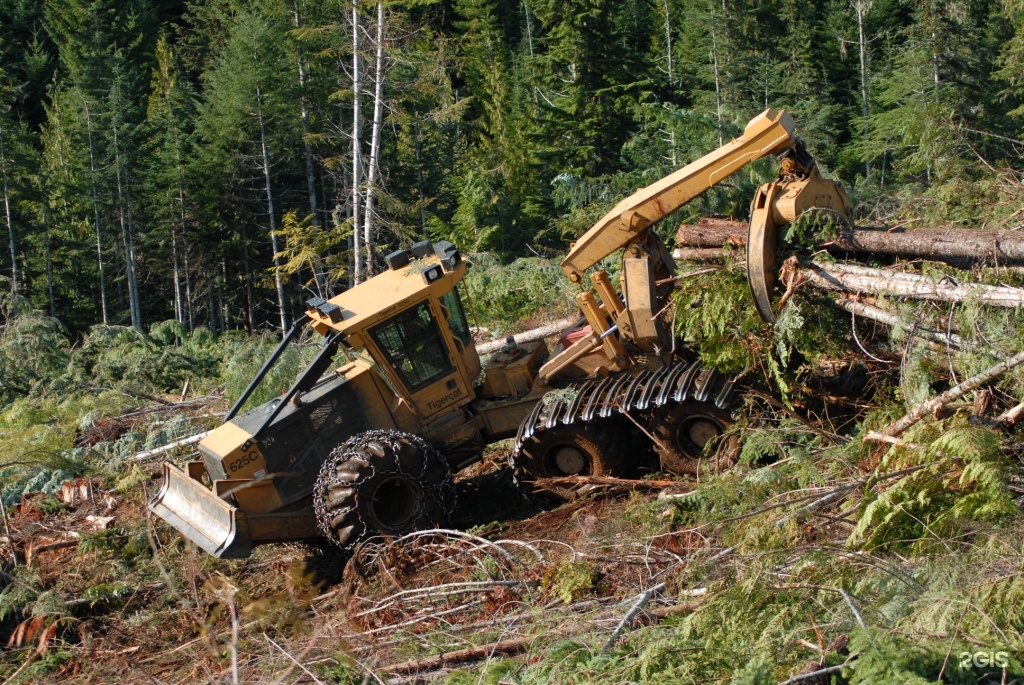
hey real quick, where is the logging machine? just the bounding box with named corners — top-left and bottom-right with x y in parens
top-left (150, 108), bottom-right (853, 558)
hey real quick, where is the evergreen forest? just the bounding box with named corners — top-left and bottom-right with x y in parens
top-left (1, 0), bottom-right (1023, 335)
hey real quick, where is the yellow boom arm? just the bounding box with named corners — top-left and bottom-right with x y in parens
top-left (560, 108), bottom-right (798, 283)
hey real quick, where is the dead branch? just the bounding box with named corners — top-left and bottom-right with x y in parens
top-left (603, 582), bottom-right (665, 650)
top-left (878, 349), bottom-right (1024, 437)
top-left (379, 635), bottom-right (535, 676)
top-left (833, 298), bottom-right (964, 350)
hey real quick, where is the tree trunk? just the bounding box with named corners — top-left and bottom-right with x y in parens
top-left (255, 83), bottom-right (288, 335)
top-left (676, 218), bottom-right (1024, 264)
top-left (79, 93), bottom-right (109, 325)
top-left (708, 0), bottom-right (723, 145)
top-left (361, 0), bottom-right (386, 279)
top-left (0, 115), bottom-right (16, 297)
top-left (173, 143), bottom-right (194, 331)
top-left (662, 0), bottom-right (673, 83)
top-left (854, 0), bottom-right (871, 176)
top-left (351, 0), bottom-right (363, 284)
top-left (293, 2), bottom-right (328, 297)
top-left (111, 120), bottom-right (142, 330)
top-left (41, 198), bottom-right (55, 317)
top-left (805, 261), bottom-right (1024, 308)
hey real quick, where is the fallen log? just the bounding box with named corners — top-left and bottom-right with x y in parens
top-left (676, 218), bottom-right (1024, 264)
top-left (806, 262), bottom-right (1024, 308)
top-left (475, 315), bottom-right (580, 355)
top-left (877, 349), bottom-right (1024, 438)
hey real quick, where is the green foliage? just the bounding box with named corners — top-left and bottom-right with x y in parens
top-left (463, 255), bottom-right (576, 330)
top-left (542, 561), bottom-right (596, 604)
top-left (849, 422), bottom-right (1016, 552)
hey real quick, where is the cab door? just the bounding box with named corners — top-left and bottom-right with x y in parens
top-left (366, 299), bottom-right (471, 419)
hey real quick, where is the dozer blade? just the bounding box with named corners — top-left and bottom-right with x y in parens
top-left (149, 463), bottom-right (253, 559)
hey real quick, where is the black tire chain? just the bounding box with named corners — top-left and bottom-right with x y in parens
top-left (313, 429), bottom-right (457, 549)
top-left (509, 361), bottom-right (739, 479)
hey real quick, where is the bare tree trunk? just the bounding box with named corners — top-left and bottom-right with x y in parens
top-left (879, 349), bottom-right (1024, 438)
top-left (351, 0), bottom-right (363, 284)
top-left (293, 1), bottom-right (328, 297)
top-left (111, 119), bottom-right (142, 330)
top-left (172, 224), bottom-right (183, 324)
top-left (854, 0), bottom-right (871, 176)
top-left (255, 83), bottom-right (288, 335)
top-left (79, 93), bottom-right (109, 325)
top-left (805, 262), bottom-right (1024, 308)
top-left (41, 198), bottom-right (55, 317)
top-left (662, 0), bottom-right (673, 83)
top-left (174, 145), bottom-right (194, 331)
top-left (708, 0), bottom-right (723, 146)
top-left (0, 115), bottom-right (16, 297)
top-left (361, 0), bottom-right (386, 279)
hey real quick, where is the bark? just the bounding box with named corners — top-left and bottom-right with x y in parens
top-left (662, 0), bottom-right (673, 82)
top-left (855, 0), bottom-right (871, 176)
top-left (676, 218), bottom-right (1024, 264)
top-left (708, 0), bottom-right (724, 145)
top-left (361, 1), bottom-right (386, 279)
top-left (41, 200), bottom-right (55, 317)
top-left (351, 0), bottom-right (363, 284)
top-left (0, 115), bottom-right (17, 297)
top-left (672, 247), bottom-right (737, 262)
top-left (174, 143), bottom-right (194, 331)
top-left (878, 349), bottom-right (1024, 437)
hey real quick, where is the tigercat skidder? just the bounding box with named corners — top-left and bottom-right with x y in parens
top-left (150, 108), bottom-right (852, 558)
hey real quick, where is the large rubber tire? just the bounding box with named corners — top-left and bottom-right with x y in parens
top-left (313, 430), bottom-right (456, 551)
top-left (651, 401), bottom-right (738, 476)
top-left (516, 419), bottom-right (627, 479)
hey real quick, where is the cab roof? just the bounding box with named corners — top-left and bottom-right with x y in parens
top-left (305, 246), bottom-right (465, 337)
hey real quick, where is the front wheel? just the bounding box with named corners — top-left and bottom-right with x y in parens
top-left (313, 430), bottom-right (456, 551)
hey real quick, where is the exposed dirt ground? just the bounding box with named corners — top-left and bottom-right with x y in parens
top-left (1, 451), bottom-right (708, 684)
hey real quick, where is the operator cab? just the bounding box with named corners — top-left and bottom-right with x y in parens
top-left (306, 239), bottom-right (480, 420)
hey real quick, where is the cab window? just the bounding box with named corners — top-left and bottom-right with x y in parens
top-left (370, 302), bottom-right (455, 392)
top-left (441, 289), bottom-right (472, 346)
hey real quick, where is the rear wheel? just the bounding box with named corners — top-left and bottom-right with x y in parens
top-left (516, 420), bottom-right (627, 479)
top-left (651, 401), bottom-right (738, 476)
top-left (314, 430), bottom-right (456, 551)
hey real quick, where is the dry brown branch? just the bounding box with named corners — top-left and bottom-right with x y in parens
top-left (379, 635), bottom-right (535, 675)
